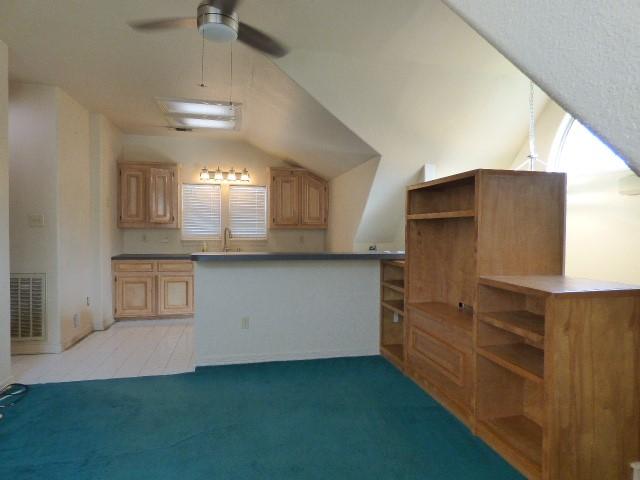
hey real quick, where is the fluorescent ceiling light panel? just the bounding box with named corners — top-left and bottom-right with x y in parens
top-left (168, 115), bottom-right (237, 130)
top-left (157, 98), bottom-right (240, 118)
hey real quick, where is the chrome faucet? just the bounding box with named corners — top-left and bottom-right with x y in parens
top-left (223, 227), bottom-right (233, 252)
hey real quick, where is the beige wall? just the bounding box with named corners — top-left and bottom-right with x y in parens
top-left (0, 41), bottom-right (11, 386)
top-left (90, 114), bottom-right (123, 330)
top-left (120, 135), bottom-right (326, 253)
top-left (511, 99), bottom-right (640, 285)
top-left (57, 90), bottom-right (94, 347)
top-left (327, 156), bottom-right (380, 252)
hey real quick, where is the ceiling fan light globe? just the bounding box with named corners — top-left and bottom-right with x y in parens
top-left (197, 3), bottom-right (239, 43)
top-left (199, 22), bottom-right (238, 42)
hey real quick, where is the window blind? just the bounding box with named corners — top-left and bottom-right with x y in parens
top-left (229, 185), bottom-right (267, 240)
top-left (181, 184), bottom-right (222, 240)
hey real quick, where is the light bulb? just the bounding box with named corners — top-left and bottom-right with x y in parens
top-left (200, 167), bottom-right (210, 181)
top-left (227, 168), bottom-right (237, 181)
top-left (240, 168), bottom-right (250, 182)
top-left (213, 167), bottom-right (224, 181)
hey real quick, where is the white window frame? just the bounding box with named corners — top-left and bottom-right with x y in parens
top-left (181, 183), bottom-right (222, 241)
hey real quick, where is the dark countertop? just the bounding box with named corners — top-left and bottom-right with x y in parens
top-left (191, 251), bottom-right (405, 262)
top-left (112, 253), bottom-right (192, 261)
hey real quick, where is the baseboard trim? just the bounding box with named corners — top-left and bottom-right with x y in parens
top-left (11, 342), bottom-right (64, 354)
top-left (196, 348), bottom-right (379, 367)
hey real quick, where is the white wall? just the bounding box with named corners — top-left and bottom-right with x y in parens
top-left (195, 260), bottom-right (380, 365)
top-left (91, 114), bottom-right (123, 330)
top-left (442, 0), bottom-right (640, 175)
top-left (121, 135), bottom-right (326, 253)
top-left (0, 40), bottom-right (11, 386)
top-left (510, 99), bottom-right (640, 285)
top-left (9, 83), bottom-right (61, 353)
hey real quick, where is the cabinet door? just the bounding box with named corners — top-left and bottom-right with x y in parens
top-left (119, 165), bottom-right (147, 226)
top-left (149, 167), bottom-right (177, 225)
top-left (270, 171), bottom-right (299, 227)
top-left (115, 275), bottom-right (155, 318)
top-left (300, 173), bottom-right (328, 227)
top-left (157, 274), bottom-right (194, 316)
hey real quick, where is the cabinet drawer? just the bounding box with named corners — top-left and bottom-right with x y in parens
top-left (113, 261), bottom-right (156, 273)
top-left (406, 309), bottom-right (473, 409)
top-left (158, 260), bottom-right (193, 273)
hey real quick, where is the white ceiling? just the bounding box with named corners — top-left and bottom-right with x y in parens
top-left (0, 0), bottom-right (378, 179)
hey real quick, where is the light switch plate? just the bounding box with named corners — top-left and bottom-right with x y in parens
top-left (28, 214), bottom-right (45, 227)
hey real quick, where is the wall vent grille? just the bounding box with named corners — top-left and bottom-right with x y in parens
top-left (10, 274), bottom-right (46, 341)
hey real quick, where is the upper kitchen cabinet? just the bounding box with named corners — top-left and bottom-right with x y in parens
top-left (118, 163), bottom-right (180, 229)
top-left (269, 168), bottom-right (328, 229)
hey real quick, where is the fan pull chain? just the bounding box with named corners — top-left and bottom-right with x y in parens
top-left (527, 80), bottom-right (538, 170)
top-left (200, 33), bottom-right (206, 88)
top-left (229, 43), bottom-right (233, 105)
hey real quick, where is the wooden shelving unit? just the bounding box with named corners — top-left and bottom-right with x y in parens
top-left (404, 169), bottom-right (566, 430)
top-left (380, 260), bottom-right (405, 370)
top-left (476, 275), bottom-right (640, 479)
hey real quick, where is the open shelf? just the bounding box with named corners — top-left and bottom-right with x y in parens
top-left (382, 300), bottom-right (405, 316)
top-left (478, 311), bottom-right (544, 349)
top-left (381, 344), bottom-right (404, 364)
top-left (479, 416), bottom-right (542, 475)
top-left (477, 344), bottom-right (544, 384)
top-left (407, 210), bottom-right (475, 221)
top-left (382, 279), bottom-right (404, 293)
top-left (408, 302), bottom-right (473, 334)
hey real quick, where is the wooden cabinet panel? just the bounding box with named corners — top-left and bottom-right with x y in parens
top-left (157, 274), bottom-right (193, 316)
top-left (271, 171), bottom-right (299, 227)
top-left (113, 261), bottom-right (155, 273)
top-left (300, 173), bottom-right (328, 227)
top-left (115, 275), bottom-right (155, 317)
top-left (269, 168), bottom-right (328, 229)
top-left (119, 165), bottom-right (147, 226)
top-left (118, 163), bottom-right (179, 229)
top-left (149, 167), bottom-right (176, 225)
top-left (158, 260), bottom-right (193, 273)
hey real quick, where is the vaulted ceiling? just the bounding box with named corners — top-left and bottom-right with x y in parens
top-left (0, 0), bottom-right (378, 179)
top-left (1, 0), bottom-right (548, 247)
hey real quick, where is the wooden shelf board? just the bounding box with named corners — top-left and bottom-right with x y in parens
top-left (381, 300), bottom-right (405, 315)
top-left (407, 302), bottom-right (473, 334)
top-left (479, 311), bottom-right (545, 348)
top-left (381, 344), bottom-right (404, 363)
top-left (383, 259), bottom-right (405, 268)
top-left (382, 280), bottom-right (405, 293)
top-left (407, 210), bottom-right (475, 221)
top-left (477, 344), bottom-right (544, 384)
top-left (478, 415), bottom-right (542, 478)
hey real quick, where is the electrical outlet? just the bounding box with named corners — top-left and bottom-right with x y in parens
top-left (241, 317), bottom-right (250, 330)
top-left (392, 312), bottom-right (401, 324)
top-left (73, 313), bottom-right (80, 328)
top-left (142, 234), bottom-right (147, 242)
top-left (299, 235), bottom-right (304, 244)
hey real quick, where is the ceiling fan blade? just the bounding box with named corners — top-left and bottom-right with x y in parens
top-left (208, 0), bottom-right (242, 15)
top-left (238, 22), bottom-right (288, 58)
top-left (129, 17), bottom-right (197, 32)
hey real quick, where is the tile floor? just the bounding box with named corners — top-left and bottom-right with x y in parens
top-left (11, 318), bottom-right (194, 384)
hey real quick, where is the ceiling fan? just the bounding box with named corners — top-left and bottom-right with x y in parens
top-left (128, 0), bottom-right (288, 58)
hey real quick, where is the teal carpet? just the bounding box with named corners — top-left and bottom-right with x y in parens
top-left (0, 356), bottom-right (522, 479)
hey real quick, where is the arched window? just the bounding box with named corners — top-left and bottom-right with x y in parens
top-left (550, 117), bottom-right (629, 181)
top-left (550, 116), bottom-right (640, 285)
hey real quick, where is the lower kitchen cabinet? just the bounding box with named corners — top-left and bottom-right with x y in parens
top-left (157, 274), bottom-right (194, 316)
top-left (113, 259), bottom-right (194, 319)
